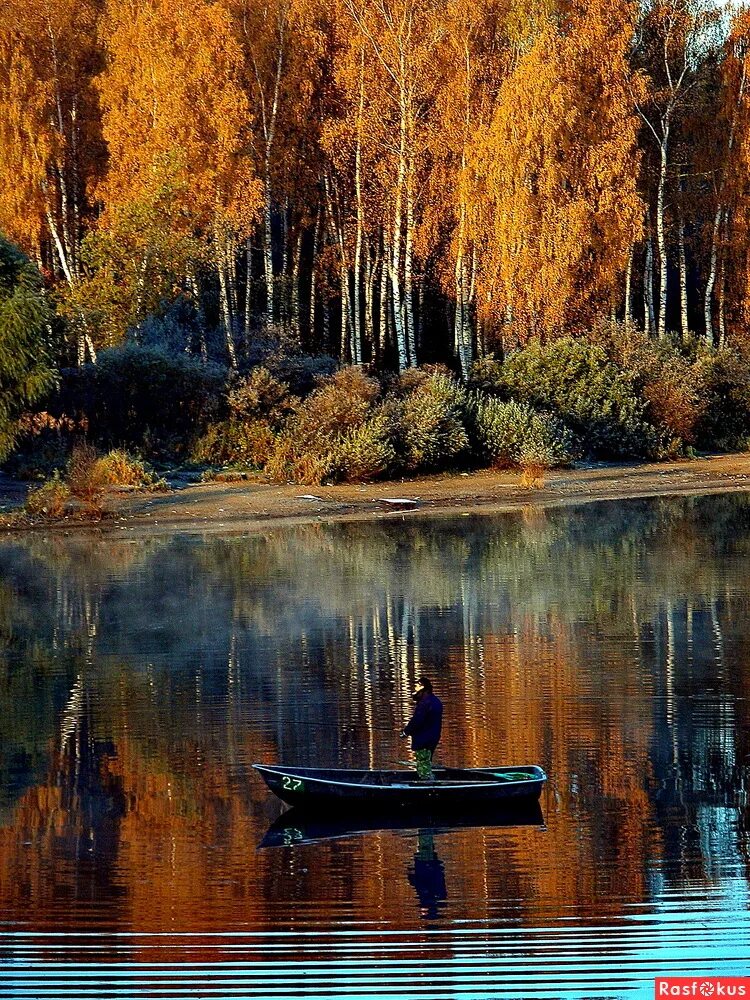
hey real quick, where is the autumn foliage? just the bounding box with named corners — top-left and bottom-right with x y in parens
top-left (3, 0), bottom-right (750, 463)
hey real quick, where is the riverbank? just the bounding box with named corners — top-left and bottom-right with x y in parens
top-left (3, 452), bottom-right (750, 536)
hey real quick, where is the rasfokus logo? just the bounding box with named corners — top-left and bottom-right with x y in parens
top-left (655, 979), bottom-right (750, 997)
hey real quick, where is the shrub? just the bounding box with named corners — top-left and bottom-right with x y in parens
top-left (267, 354), bottom-right (338, 396)
top-left (498, 338), bottom-right (657, 458)
top-left (191, 418), bottom-right (275, 469)
top-left (467, 355), bottom-right (505, 395)
top-left (399, 372), bottom-right (470, 471)
top-left (598, 324), bottom-right (706, 449)
top-left (199, 468), bottom-right (251, 483)
top-left (265, 432), bottom-right (334, 485)
top-left (3, 411), bottom-right (82, 479)
top-left (227, 367), bottom-right (295, 429)
top-left (67, 443), bottom-right (108, 506)
top-left (0, 236), bottom-right (57, 460)
top-left (332, 406), bottom-right (397, 482)
top-left (693, 348), bottom-right (750, 450)
top-left (95, 449), bottom-right (167, 490)
top-left (265, 367), bottom-right (382, 484)
top-left (472, 397), bottom-right (575, 469)
top-left (132, 297), bottom-right (202, 355)
top-left (190, 368), bottom-right (293, 470)
top-left (24, 474), bottom-right (71, 519)
top-left (306, 366), bottom-right (381, 432)
top-left (53, 345), bottom-right (227, 456)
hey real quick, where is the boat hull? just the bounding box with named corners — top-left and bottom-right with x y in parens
top-left (253, 764), bottom-right (547, 811)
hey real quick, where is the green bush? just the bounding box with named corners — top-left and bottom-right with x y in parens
top-left (595, 324), bottom-right (706, 451)
top-left (694, 348), bottom-right (750, 450)
top-left (399, 371), bottom-right (470, 471)
top-left (0, 236), bottom-right (57, 460)
top-left (265, 367), bottom-right (382, 484)
top-left (95, 449), bottom-right (167, 490)
top-left (24, 473), bottom-right (71, 520)
top-left (227, 367), bottom-right (296, 429)
top-left (53, 345), bottom-right (227, 456)
top-left (472, 397), bottom-right (575, 468)
top-left (332, 406), bottom-right (397, 482)
top-left (3, 411), bottom-right (81, 479)
top-left (67, 442), bottom-right (108, 506)
top-left (266, 354), bottom-right (338, 396)
top-left (191, 418), bottom-right (276, 469)
top-left (191, 367), bottom-right (292, 470)
top-left (498, 338), bottom-right (657, 458)
top-left (467, 355), bottom-right (505, 395)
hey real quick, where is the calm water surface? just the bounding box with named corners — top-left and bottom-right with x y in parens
top-left (0, 495), bottom-right (749, 999)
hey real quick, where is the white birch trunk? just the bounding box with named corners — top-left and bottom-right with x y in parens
top-left (83, 334), bottom-right (97, 364)
top-left (280, 199), bottom-right (289, 330)
top-left (253, 19), bottom-right (284, 333)
top-left (353, 223), bottom-right (362, 365)
top-left (323, 297), bottom-right (330, 350)
top-left (217, 245), bottom-right (237, 368)
top-left (187, 268), bottom-right (207, 360)
top-left (705, 204), bottom-right (722, 345)
top-left (44, 202), bottom-right (74, 286)
top-left (417, 276), bottom-right (424, 353)
top-left (656, 129), bottom-right (670, 340)
top-left (340, 266), bottom-right (350, 361)
top-left (624, 244), bottom-right (633, 334)
top-left (291, 230), bottom-right (302, 346)
top-left (389, 82), bottom-right (409, 372)
top-left (227, 241), bottom-right (238, 323)
top-left (262, 175), bottom-right (274, 330)
top-left (379, 234), bottom-right (388, 359)
top-left (678, 218), bottom-right (689, 340)
top-left (404, 151), bottom-right (416, 366)
top-left (718, 209), bottom-right (728, 347)
top-left (353, 51), bottom-right (365, 366)
top-left (310, 205), bottom-right (321, 345)
top-left (244, 237), bottom-right (253, 351)
top-left (365, 244), bottom-right (377, 362)
top-left (644, 216), bottom-right (655, 337)
top-left (454, 250), bottom-right (472, 380)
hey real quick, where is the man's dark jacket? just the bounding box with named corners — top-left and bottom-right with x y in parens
top-left (404, 692), bottom-right (443, 751)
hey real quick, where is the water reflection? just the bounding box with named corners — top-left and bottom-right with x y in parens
top-left (0, 494), bottom-right (749, 996)
top-left (408, 832), bottom-right (447, 919)
top-left (258, 800), bottom-right (545, 847)
top-left (258, 809), bottom-right (544, 922)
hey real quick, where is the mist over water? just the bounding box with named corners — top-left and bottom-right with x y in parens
top-left (0, 494), bottom-right (749, 998)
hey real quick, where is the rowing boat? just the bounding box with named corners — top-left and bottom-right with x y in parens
top-left (253, 763), bottom-right (547, 810)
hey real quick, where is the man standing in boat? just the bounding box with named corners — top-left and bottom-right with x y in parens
top-left (400, 676), bottom-right (443, 780)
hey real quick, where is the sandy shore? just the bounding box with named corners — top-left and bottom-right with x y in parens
top-left (3, 453), bottom-right (750, 537)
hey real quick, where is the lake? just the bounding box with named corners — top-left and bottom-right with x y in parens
top-left (0, 494), bottom-right (749, 999)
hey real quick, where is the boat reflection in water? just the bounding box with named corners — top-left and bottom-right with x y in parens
top-left (260, 802), bottom-right (544, 918)
top-left (259, 800), bottom-right (545, 848)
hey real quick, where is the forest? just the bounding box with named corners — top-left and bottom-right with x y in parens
top-left (3, 0), bottom-right (750, 496)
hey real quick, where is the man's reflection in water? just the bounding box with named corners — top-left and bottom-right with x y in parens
top-left (407, 831), bottom-right (447, 919)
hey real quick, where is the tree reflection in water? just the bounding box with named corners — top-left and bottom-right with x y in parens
top-left (0, 494), bottom-right (749, 985)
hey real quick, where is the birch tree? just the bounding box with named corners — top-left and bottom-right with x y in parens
top-left (95, 0), bottom-right (261, 363)
top-left (426, 0), bottom-right (507, 377)
top-left (473, 0), bottom-right (643, 341)
top-left (0, 0), bottom-right (105, 363)
top-left (226, 0), bottom-right (324, 337)
top-left (336, 0), bottom-right (446, 370)
top-left (633, 0), bottom-right (717, 340)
